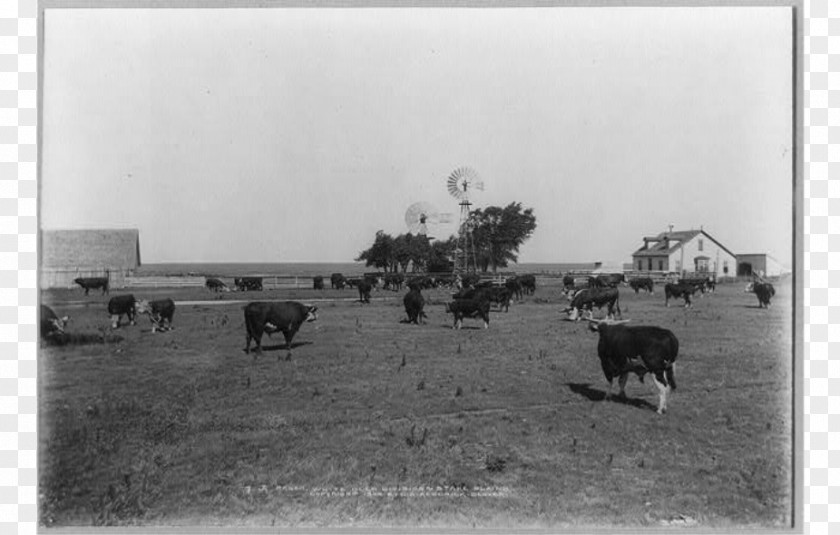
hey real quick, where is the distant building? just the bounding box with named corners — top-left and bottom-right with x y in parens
top-left (735, 253), bottom-right (785, 278)
top-left (631, 229), bottom-right (737, 279)
top-left (40, 229), bottom-right (141, 289)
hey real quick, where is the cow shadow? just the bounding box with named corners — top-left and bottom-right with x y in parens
top-left (566, 382), bottom-right (658, 411)
top-left (740, 304), bottom-right (769, 309)
top-left (254, 340), bottom-right (313, 352)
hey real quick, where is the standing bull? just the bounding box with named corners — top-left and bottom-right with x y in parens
top-left (588, 319), bottom-right (679, 415)
top-left (746, 281), bottom-right (776, 308)
top-left (243, 301), bottom-right (318, 359)
top-left (74, 277), bottom-right (109, 296)
top-left (135, 298), bottom-right (176, 332)
top-left (107, 294), bottom-right (137, 328)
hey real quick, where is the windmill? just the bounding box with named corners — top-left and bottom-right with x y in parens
top-left (404, 201), bottom-right (452, 240)
top-left (447, 166), bottom-right (484, 273)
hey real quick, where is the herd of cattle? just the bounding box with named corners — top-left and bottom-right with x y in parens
top-left (42, 272), bottom-right (778, 415)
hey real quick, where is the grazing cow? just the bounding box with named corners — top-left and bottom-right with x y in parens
top-left (746, 281), bottom-right (776, 308)
top-left (243, 301), bottom-right (318, 358)
top-left (358, 280), bottom-right (373, 303)
top-left (74, 277), bottom-right (109, 296)
top-left (107, 294), bottom-right (137, 328)
top-left (565, 287), bottom-right (621, 321)
top-left (593, 273), bottom-right (627, 288)
top-left (518, 274), bottom-right (537, 295)
top-left (234, 277), bottom-right (263, 291)
top-left (384, 273), bottom-right (404, 292)
top-left (205, 277), bottom-right (230, 292)
top-left (135, 298), bottom-right (176, 332)
top-left (403, 287), bottom-right (427, 324)
top-left (588, 319), bottom-right (679, 415)
top-left (629, 277), bottom-right (655, 294)
top-left (40, 304), bottom-right (69, 341)
top-left (330, 273), bottom-right (346, 290)
top-left (664, 283), bottom-right (699, 308)
top-left (454, 286), bottom-right (513, 312)
top-left (445, 298), bottom-right (491, 330)
top-left (313, 276), bottom-right (325, 290)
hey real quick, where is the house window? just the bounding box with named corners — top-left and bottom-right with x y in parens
top-left (698, 239), bottom-right (704, 252)
top-left (648, 258), bottom-right (652, 271)
top-left (658, 260), bottom-right (664, 271)
top-left (638, 260), bottom-right (643, 271)
top-left (723, 260), bottom-right (729, 275)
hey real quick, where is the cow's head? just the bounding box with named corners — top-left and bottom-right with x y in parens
top-left (48, 315), bottom-right (70, 335)
top-left (305, 306), bottom-right (318, 322)
top-left (744, 282), bottom-right (755, 293)
top-left (135, 299), bottom-right (152, 315)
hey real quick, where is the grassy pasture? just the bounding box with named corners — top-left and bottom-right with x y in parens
top-left (39, 278), bottom-right (793, 529)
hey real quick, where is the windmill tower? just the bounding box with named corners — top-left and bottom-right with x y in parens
top-left (447, 166), bottom-right (484, 273)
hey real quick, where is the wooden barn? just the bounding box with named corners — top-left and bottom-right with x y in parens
top-left (40, 229), bottom-right (141, 289)
top-left (631, 228), bottom-right (738, 279)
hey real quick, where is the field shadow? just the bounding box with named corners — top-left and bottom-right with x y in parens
top-left (43, 332), bottom-right (125, 346)
top-left (566, 382), bottom-right (657, 411)
top-left (250, 340), bottom-right (313, 352)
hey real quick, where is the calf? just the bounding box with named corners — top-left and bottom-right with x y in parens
top-left (445, 298), bottom-right (491, 330)
top-left (403, 287), bottom-right (427, 324)
top-left (664, 283), bottom-right (699, 308)
top-left (243, 301), bottom-right (318, 359)
top-left (313, 276), bottom-right (325, 290)
top-left (746, 281), bottom-right (775, 308)
top-left (330, 273), bottom-right (346, 290)
top-left (588, 319), bottom-right (679, 415)
top-left (135, 298), bottom-right (176, 332)
top-left (205, 277), bottom-right (230, 292)
top-left (40, 304), bottom-right (69, 341)
top-left (358, 280), bottom-right (373, 303)
top-left (565, 287), bottom-right (621, 321)
top-left (74, 276), bottom-right (109, 296)
top-left (629, 277), bottom-right (654, 294)
top-left (107, 294), bottom-right (137, 328)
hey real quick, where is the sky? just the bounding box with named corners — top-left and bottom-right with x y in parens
top-left (40, 6), bottom-right (794, 266)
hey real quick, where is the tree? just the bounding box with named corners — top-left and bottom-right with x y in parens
top-left (355, 230), bottom-right (395, 271)
top-left (470, 202), bottom-right (537, 272)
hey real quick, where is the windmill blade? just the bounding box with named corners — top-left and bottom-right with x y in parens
top-left (405, 201), bottom-right (440, 234)
top-left (447, 166), bottom-right (483, 200)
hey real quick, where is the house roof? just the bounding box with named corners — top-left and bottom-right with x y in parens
top-left (632, 229), bottom-right (736, 259)
top-left (41, 229), bottom-right (141, 269)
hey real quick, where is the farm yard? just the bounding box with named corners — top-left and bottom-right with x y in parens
top-left (38, 276), bottom-right (793, 529)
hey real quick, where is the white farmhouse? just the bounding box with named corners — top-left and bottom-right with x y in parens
top-left (631, 229), bottom-right (738, 279)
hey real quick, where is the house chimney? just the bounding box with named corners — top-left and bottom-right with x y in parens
top-left (668, 224), bottom-right (674, 233)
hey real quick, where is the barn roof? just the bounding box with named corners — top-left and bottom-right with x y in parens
top-left (41, 229), bottom-right (141, 269)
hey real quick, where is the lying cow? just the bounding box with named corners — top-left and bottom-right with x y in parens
top-left (205, 277), bottom-right (230, 292)
top-left (746, 281), bottom-right (776, 308)
top-left (445, 298), bottom-right (491, 329)
top-left (629, 277), bottom-right (654, 294)
top-left (40, 304), bottom-right (69, 342)
top-left (664, 283), bottom-right (699, 308)
top-left (243, 301), bottom-right (318, 359)
top-left (74, 277), bottom-right (109, 296)
top-left (588, 319), bottom-right (679, 415)
top-left (403, 287), bottom-right (427, 324)
top-left (565, 287), bottom-right (621, 321)
top-left (135, 298), bottom-right (176, 332)
top-left (107, 294), bottom-right (137, 328)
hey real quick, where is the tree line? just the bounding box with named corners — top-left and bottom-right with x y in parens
top-left (355, 202), bottom-right (537, 273)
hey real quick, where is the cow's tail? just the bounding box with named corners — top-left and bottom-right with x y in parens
top-left (665, 331), bottom-right (679, 390)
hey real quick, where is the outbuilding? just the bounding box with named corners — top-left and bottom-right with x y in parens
top-left (735, 253), bottom-right (786, 278)
top-left (40, 228), bottom-right (141, 289)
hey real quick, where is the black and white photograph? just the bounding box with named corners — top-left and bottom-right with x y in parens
top-left (37, 1), bottom-right (798, 530)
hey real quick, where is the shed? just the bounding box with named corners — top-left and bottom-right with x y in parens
top-left (735, 254), bottom-right (785, 278)
top-left (40, 229), bottom-right (141, 288)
